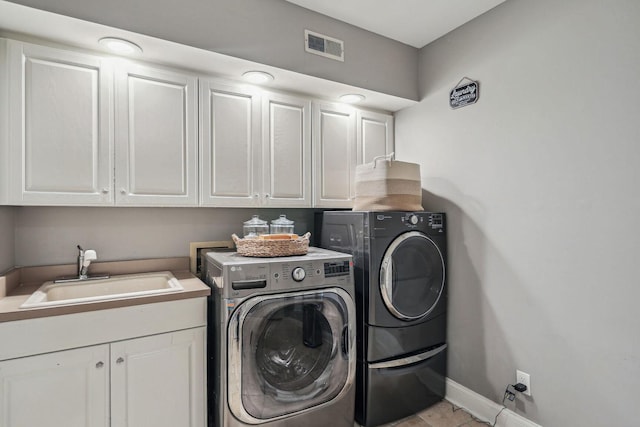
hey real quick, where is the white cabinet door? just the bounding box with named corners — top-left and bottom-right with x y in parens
top-left (115, 63), bottom-right (198, 206)
top-left (357, 110), bottom-right (394, 164)
top-left (0, 344), bottom-right (109, 427)
top-left (200, 79), bottom-right (261, 206)
top-left (111, 327), bottom-right (206, 427)
top-left (313, 102), bottom-right (357, 208)
top-left (4, 40), bottom-right (113, 205)
top-left (262, 92), bottom-right (311, 207)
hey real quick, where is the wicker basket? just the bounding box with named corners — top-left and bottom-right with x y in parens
top-left (232, 232), bottom-right (311, 257)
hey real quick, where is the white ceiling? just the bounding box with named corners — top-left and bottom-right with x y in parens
top-left (285, 0), bottom-right (507, 48)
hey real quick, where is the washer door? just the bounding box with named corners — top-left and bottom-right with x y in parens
top-left (380, 231), bottom-right (445, 321)
top-left (227, 288), bottom-right (355, 424)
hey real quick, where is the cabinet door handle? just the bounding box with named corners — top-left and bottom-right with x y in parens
top-left (96, 361), bottom-right (104, 368)
top-left (120, 188), bottom-right (127, 194)
top-left (102, 188), bottom-right (109, 194)
top-left (264, 194), bottom-right (270, 198)
top-left (253, 194), bottom-right (259, 198)
top-left (116, 357), bottom-right (125, 364)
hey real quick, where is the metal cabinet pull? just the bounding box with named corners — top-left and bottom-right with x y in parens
top-left (116, 357), bottom-right (125, 364)
top-left (96, 361), bottom-right (104, 368)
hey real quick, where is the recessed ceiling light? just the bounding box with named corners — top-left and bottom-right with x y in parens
top-left (242, 71), bottom-right (274, 84)
top-left (99, 37), bottom-right (143, 55)
top-left (340, 93), bottom-right (366, 104)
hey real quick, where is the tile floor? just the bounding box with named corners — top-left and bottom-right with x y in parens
top-left (356, 400), bottom-right (491, 427)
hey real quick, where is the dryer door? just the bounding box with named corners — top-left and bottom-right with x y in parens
top-left (227, 288), bottom-right (355, 424)
top-left (379, 231), bottom-right (445, 321)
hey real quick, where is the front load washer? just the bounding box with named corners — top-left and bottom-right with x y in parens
top-left (204, 247), bottom-right (356, 427)
top-left (319, 211), bottom-right (447, 427)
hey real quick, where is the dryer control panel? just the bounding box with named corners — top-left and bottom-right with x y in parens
top-left (399, 212), bottom-right (444, 230)
top-left (374, 212), bottom-right (446, 234)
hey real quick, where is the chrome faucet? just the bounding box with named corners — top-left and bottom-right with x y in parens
top-left (77, 245), bottom-right (97, 279)
top-left (54, 245), bottom-right (109, 283)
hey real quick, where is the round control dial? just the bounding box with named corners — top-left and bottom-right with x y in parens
top-left (292, 267), bottom-right (306, 282)
top-left (409, 214), bottom-right (419, 225)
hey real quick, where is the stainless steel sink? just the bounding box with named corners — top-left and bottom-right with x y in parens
top-left (20, 271), bottom-right (183, 309)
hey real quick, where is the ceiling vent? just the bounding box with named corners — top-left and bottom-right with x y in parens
top-left (304, 30), bottom-right (344, 62)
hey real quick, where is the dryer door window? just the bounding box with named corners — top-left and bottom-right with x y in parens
top-left (380, 231), bottom-right (445, 321)
top-left (227, 288), bottom-right (355, 423)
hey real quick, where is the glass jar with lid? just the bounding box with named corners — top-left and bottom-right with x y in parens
top-left (243, 215), bottom-right (268, 239)
top-left (270, 214), bottom-right (295, 234)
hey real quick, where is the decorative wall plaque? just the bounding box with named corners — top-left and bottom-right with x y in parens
top-left (450, 77), bottom-right (479, 109)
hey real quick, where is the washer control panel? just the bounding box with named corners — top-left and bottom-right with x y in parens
top-left (271, 257), bottom-right (352, 292)
top-left (206, 248), bottom-right (354, 298)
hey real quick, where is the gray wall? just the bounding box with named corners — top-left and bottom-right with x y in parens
top-left (6, 0), bottom-right (418, 100)
top-left (0, 206), bottom-right (14, 272)
top-left (13, 207), bottom-right (316, 266)
top-left (395, 0), bottom-right (640, 425)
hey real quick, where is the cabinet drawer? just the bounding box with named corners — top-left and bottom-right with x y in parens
top-left (0, 298), bottom-right (206, 361)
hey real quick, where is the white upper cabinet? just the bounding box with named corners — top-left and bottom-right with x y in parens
top-left (312, 102), bottom-right (395, 208)
top-left (0, 38), bottom-right (394, 208)
top-left (199, 79), bottom-right (261, 207)
top-left (261, 92), bottom-right (311, 207)
top-left (199, 82), bottom-right (311, 208)
top-left (2, 40), bottom-right (113, 205)
top-left (115, 63), bottom-right (198, 206)
top-left (357, 110), bottom-right (394, 164)
top-left (313, 102), bottom-right (357, 208)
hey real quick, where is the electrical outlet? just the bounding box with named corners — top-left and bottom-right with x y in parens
top-left (516, 370), bottom-right (531, 396)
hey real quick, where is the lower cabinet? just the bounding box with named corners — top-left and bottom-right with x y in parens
top-left (0, 344), bottom-right (109, 427)
top-left (0, 327), bottom-right (206, 427)
top-left (111, 328), bottom-right (206, 427)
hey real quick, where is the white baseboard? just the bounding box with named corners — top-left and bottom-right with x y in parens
top-left (445, 378), bottom-right (542, 427)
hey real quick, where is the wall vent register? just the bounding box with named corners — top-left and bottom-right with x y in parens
top-left (305, 29), bottom-right (345, 61)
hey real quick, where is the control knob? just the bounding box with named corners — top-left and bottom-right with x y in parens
top-left (292, 267), bottom-right (306, 282)
top-left (409, 214), bottom-right (419, 225)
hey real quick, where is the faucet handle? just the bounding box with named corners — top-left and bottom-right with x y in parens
top-left (77, 245), bottom-right (84, 254)
top-left (83, 250), bottom-right (97, 262)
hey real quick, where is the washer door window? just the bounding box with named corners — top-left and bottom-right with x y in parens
top-left (380, 231), bottom-right (445, 321)
top-left (227, 288), bottom-right (355, 423)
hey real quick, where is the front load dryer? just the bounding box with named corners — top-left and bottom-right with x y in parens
top-left (319, 211), bottom-right (447, 427)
